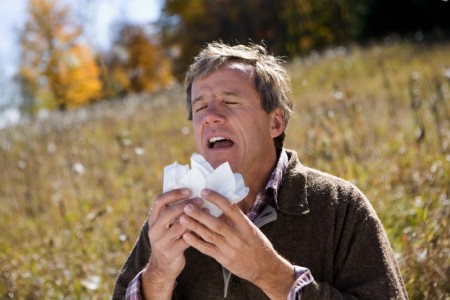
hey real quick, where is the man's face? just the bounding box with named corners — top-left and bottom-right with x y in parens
top-left (191, 63), bottom-right (284, 181)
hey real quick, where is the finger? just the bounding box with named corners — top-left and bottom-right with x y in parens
top-left (180, 221), bottom-right (235, 267)
top-left (180, 213), bottom-right (222, 245)
top-left (151, 230), bottom-right (191, 265)
top-left (201, 189), bottom-right (246, 225)
top-left (149, 201), bottom-right (185, 232)
top-left (148, 188), bottom-right (191, 224)
top-left (164, 217), bottom-right (190, 241)
top-left (149, 198), bottom-right (202, 241)
top-left (182, 229), bottom-right (221, 259)
top-left (149, 213), bottom-right (193, 261)
top-left (181, 203), bottom-right (235, 246)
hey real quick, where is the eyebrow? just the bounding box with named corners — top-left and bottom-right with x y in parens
top-left (192, 95), bottom-right (204, 106)
top-left (192, 90), bottom-right (243, 105)
top-left (222, 91), bottom-right (242, 98)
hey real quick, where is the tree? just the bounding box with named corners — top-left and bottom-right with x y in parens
top-left (19, 0), bottom-right (101, 112)
top-left (159, 0), bottom-right (450, 77)
top-left (361, 0), bottom-right (450, 39)
top-left (101, 23), bottom-right (174, 97)
top-left (161, 0), bottom-right (281, 78)
top-left (159, 0), bottom-right (335, 77)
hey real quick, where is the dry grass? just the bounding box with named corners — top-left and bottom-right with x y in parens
top-left (0, 41), bottom-right (449, 298)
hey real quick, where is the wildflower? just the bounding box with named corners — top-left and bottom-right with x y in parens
top-left (72, 162), bottom-right (85, 175)
top-left (442, 67), bottom-right (450, 80)
top-left (134, 147), bottom-right (145, 155)
top-left (81, 275), bottom-right (101, 290)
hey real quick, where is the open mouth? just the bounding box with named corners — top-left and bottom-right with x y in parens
top-left (208, 136), bottom-right (234, 149)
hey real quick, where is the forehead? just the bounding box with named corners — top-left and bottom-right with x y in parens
top-left (195, 62), bottom-right (254, 82)
top-left (191, 62), bottom-right (259, 105)
top-left (192, 62), bottom-right (255, 89)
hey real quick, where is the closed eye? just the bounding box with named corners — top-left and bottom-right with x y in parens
top-left (194, 105), bottom-right (207, 112)
top-left (223, 96), bottom-right (243, 106)
top-left (224, 100), bottom-right (239, 105)
top-left (192, 100), bottom-right (207, 113)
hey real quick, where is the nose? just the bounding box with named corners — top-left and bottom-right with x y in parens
top-left (203, 103), bottom-right (225, 125)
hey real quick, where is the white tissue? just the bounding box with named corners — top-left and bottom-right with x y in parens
top-left (163, 153), bottom-right (249, 217)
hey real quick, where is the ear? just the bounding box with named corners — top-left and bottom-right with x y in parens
top-left (269, 107), bottom-right (285, 138)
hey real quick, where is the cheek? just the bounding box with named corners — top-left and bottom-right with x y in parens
top-left (191, 118), bottom-right (201, 134)
top-left (246, 121), bottom-right (272, 145)
top-left (192, 122), bottom-right (203, 148)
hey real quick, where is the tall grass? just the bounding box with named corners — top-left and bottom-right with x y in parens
top-left (0, 41), bottom-right (448, 299)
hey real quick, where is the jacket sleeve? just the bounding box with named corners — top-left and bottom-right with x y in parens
top-left (112, 221), bottom-right (151, 300)
top-left (302, 187), bottom-right (408, 299)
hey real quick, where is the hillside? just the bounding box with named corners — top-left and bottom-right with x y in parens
top-left (0, 41), bottom-right (449, 298)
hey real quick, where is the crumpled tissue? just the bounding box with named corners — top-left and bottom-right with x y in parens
top-left (163, 153), bottom-right (249, 217)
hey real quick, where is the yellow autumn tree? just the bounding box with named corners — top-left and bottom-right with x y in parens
top-left (19, 0), bottom-right (101, 112)
top-left (58, 44), bottom-right (102, 108)
top-left (102, 24), bottom-right (174, 97)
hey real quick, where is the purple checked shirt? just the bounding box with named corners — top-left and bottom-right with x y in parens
top-left (125, 150), bottom-right (313, 299)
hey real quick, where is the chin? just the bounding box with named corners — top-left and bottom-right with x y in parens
top-left (209, 158), bottom-right (228, 169)
top-left (207, 155), bottom-right (234, 170)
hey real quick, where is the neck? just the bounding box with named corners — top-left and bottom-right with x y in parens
top-left (238, 151), bottom-right (279, 214)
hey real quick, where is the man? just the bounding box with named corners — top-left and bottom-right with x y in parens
top-left (113, 42), bottom-right (408, 299)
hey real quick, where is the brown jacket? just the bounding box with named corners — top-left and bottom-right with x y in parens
top-left (113, 149), bottom-right (408, 299)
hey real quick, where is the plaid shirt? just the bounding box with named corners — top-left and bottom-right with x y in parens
top-left (246, 150), bottom-right (288, 222)
top-left (125, 150), bottom-right (313, 299)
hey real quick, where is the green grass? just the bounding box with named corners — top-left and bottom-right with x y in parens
top-left (0, 41), bottom-right (449, 299)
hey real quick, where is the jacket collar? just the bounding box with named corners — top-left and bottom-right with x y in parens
top-left (277, 149), bottom-right (310, 215)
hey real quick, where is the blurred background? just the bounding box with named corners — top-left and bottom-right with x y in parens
top-left (0, 0), bottom-right (449, 298)
top-left (1, 0), bottom-right (449, 124)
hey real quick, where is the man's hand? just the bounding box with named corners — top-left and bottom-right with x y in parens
top-left (179, 189), bottom-right (295, 299)
top-left (141, 188), bottom-right (202, 300)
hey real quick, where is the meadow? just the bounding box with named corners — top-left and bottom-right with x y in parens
top-left (0, 40), bottom-right (448, 299)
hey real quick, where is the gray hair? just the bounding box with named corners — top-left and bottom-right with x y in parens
top-left (185, 41), bottom-right (293, 149)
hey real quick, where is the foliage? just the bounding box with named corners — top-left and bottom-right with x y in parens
top-left (161, 0), bottom-right (285, 76)
top-left (361, 0), bottom-right (450, 38)
top-left (100, 24), bottom-right (174, 99)
top-left (0, 41), bottom-right (449, 298)
top-left (160, 0), bottom-right (450, 77)
top-left (19, 0), bottom-right (101, 112)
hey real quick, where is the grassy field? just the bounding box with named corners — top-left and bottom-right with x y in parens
top-left (0, 41), bottom-right (448, 299)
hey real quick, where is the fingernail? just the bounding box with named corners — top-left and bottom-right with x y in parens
top-left (201, 189), bottom-right (210, 197)
top-left (193, 198), bottom-right (203, 206)
top-left (184, 204), bottom-right (194, 214)
top-left (179, 216), bottom-right (189, 225)
top-left (181, 188), bottom-right (190, 195)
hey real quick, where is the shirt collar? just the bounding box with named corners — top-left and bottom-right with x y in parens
top-left (246, 149), bottom-right (288, 221)
top-left (266, 149), bottom-right (288, 206)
